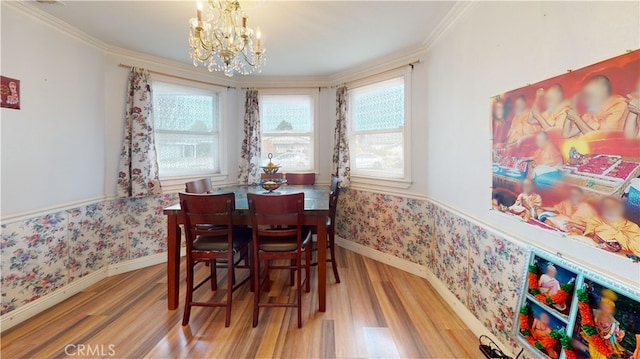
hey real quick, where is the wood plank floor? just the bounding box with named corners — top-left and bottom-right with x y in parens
top-left (1, 247), bottom-right (479, 359)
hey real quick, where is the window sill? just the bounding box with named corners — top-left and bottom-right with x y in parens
top-left (349, 175), bottom-right (412, 190)
top-left (160, 173), bottom-right (229, 193)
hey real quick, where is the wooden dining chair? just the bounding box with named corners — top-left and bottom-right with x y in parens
top-left (185, 178), bottom-right (223, 272)
top-left (179, 192), bottom-right (252, 327)
top-left (185, 178), bottom-right (213, 194)
top-left (285, 172), bottom-right (316, 185)
top-left (309, 177), bottom-right (341, 283)
top-left (248, 192), bottom-right (312, 328)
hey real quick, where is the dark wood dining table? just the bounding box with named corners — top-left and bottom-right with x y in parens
top-left (162, 185), bottom-right (330, 312)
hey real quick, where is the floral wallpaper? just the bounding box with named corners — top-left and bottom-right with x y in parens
top-left (2, 185), bottom-right (529, 356)
top-left (336, 188), bottom-right (435, 265)
top-left (336, 188), bottom-right (528, 354)
top-left (0, 193), bottom-right (177, 315)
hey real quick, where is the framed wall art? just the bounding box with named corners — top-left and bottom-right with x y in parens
top-left (491, 50), bottom-right (640, 262)
top-left (516, 248), bottom-right (640, 359)
top-left (1, 76), bottom-right (21, 110)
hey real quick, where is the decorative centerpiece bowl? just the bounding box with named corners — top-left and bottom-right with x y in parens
top-left (261, 165), bottom-right (281, 174)
top-left (260, 179), bottom-right (287, 192)
top-left (260, 153), bottom-right (281, 174)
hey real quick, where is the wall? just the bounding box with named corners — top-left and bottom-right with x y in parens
top-left (335, 1), bottom-right (639, 356)
top-left (0, 5), bottom-right (179, 315)
top-left (1, 0), bottom-right (638, 338)
top-left (417, 1), bottom-right (639, 284)
top-left (1, 5), bottom-right (105, 217)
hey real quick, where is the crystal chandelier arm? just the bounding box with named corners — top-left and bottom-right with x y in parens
top-left (197, 32), bottom-right (216, 52)
top-left (239, 43), bottom-right (259, 67)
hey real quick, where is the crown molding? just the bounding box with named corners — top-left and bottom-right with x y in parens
top-left (422, 0), bottom-right (476, 51)
top-left (109, 46), bottom-right (330, 89)
top-left (3, 0), bottom-right (477, 88)
top-left (327, 43), bottom-right (427, 86)
top-left (2, 0), bottom-right (107, 51)
top-left (105, 45), bottom-right (238, 88)
top-left (233, 74), bottom-right (332, 88)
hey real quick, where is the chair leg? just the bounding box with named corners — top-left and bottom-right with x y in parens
top-left (252, 249), bottom-right (260, 328)
top-left (182, 259), bottom-right (194, 326)
top-left (225, 254), bottom-right (233, 327)
top-left (305, 245), bottom-right (311, 293)
top-left (296, 254), bottom-right (303, 328)
top-left (329, 231), bottom-right (340, 283)
top-left (290, 259), bottom-right (296, 286)
top-left (264, 260), bottom-right (271, 292)
top-left (210, 259), bottom-right (217, 291)
top-left (248, 246), bottom-right (255, 292)
top-left (231, 258), bottom-right (237, 286)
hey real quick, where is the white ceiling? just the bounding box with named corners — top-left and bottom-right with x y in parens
top-left (33, 1), bottom-right (455, 77)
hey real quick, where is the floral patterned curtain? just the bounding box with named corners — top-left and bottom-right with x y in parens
top-left (238, 89), bottom-right (261, 184)
top-left (116, 68), bottom-right (162, 198)
top-left (332, 86), bottom-right (350, 187)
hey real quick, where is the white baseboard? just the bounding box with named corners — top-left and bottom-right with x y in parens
top-left (0, 269), bottom-right (107, 332)
top-left (0, 251), bottom-right (179, 333)
top-left (335, 236), bottom-right (515, 358)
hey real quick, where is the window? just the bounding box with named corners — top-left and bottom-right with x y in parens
top-left (349, 76), bottom-right (409, 181)
top-left (152, 81), bottom-right (223, 178)
top-left (260, 93), bottom-right (316, 171)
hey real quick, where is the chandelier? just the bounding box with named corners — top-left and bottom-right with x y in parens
top-left (188, 0), bottom-right (266, 77)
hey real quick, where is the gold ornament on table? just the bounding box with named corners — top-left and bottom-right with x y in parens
top-left (260, 153), bottom-right (286, 192)
top-left (261, 153), bottom-right (280, 174)
top-left (189, 0), bottom-right (266, 77)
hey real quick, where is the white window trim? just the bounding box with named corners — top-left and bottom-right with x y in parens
top-left (347, 68), bottom-right (412, 189)
top-left (152, 74), bottom-right (229, 186)
top-left (258, 89), bottom-right (319, 173)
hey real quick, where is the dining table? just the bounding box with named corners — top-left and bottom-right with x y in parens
top-left (162, 185), bottom-right (330, 312)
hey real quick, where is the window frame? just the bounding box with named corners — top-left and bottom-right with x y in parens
top-left (347, 69), bottom-right (412, 189)
top-left (151, 75), bottom-right (228, 187)
top-left (258, 89), bottom-right (319, 173)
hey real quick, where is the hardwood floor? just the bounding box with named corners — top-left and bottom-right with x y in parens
top-left (1, 247), bottom-right (479, 359)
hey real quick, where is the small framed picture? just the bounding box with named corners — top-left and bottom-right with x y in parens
top-left (570, 278), bottom-right (640, 359)
top-left (527, 255), bottom-right (578, 317)
top-left (1, 76), bottom-right (21, 110)
top-left (519, 299), bottom-right (567, 359)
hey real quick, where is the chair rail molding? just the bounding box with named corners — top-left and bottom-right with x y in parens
top-left (345, 185), bottom-right (639, 289)
top-left (0, 196), bottom-right (107, 224)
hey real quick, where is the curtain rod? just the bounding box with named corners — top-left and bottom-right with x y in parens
top-left (118, 64), bottom-right (232, 88)
top-left (240, 86), bottom-right (328, 91)
top-left (332, 60), bottom-right (420, 88)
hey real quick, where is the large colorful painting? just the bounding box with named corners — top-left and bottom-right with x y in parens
top-left (517, 250), bottom-right (640, 359)
top-left (491, 50), bottom-right (640, 262)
